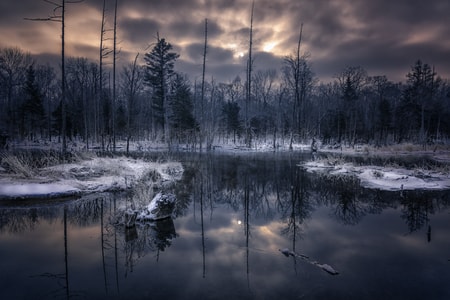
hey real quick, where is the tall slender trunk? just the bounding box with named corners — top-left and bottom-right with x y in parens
top-left (126, 53), bottom-right (139, 155)
top-left (112, 0), bottom-right (118, 152)
top-left (201, 19), bottom-right (208, 151)
top-left (61, 0), bottom-right (67, 155)
top-left (99, 0), bottom-right (107, 147)
top-left (246, 1), bottom-right (254, 148)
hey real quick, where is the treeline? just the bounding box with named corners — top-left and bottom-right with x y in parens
top-left (1, 43), bottom-right (449, 151)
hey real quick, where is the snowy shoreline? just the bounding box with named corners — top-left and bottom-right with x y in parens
top-left (0, 155), bottom-right (183, 201)
top-left (300, 159), bottom-right (450, 191)
top-left (1, 141), bottom-right (450, 200)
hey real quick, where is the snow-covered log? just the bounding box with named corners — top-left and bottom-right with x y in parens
top-left (136, 192), bottom-right (176, 221)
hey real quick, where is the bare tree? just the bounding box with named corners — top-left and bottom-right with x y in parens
top-left (25, 0), bottom-right (84, 154)
top-left (283, 23), bottom-right (304, 149)
top-left (35, 63), bottom-right (58, 141)
top-left (245, 0), bottom-right (255, 148)
top-left (121, 53), bottom-right (143, 154)
top-left (336, 66), bottom-right (367, 146)
top-left (0, 47), bottom-right (33, 138)
top-left (201, 18), bottom-right (208, 150)
top-left (99, 0), bottom-right (112, 149)
top-left (112, 0), bottom-right (119, 152)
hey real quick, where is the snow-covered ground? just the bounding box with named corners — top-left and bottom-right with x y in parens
top-left (0, 156), bottom-right (183, 200)
top-left (301, 160), bottom-right (450, 191)
top-left (3, 138), bottom-right (450, 195)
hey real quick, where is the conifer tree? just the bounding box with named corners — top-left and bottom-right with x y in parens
top-left (144, 34), bottom-right (179, 142)
top-left (22, 64), bottom-right (45, 139)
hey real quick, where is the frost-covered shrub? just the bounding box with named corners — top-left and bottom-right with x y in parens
top-left (0, 153), bottom-right (34, 178)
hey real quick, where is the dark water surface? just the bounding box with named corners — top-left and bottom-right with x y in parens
top-left (1, 152), bottom-right (449, 299)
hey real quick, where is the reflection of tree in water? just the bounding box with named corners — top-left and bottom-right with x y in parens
top-left (0, 195), bottom-right (117, 233)
top-left (172, 164), bottom-right (196, 218)
top-left (280, 166), bottom-right (313, 242)
top-left (187, 153), bottom-right (222, 278)
top-left (67, 196), bottom-right (104, 226)
top-left (122, 219), bottom-right (177, 261)
top-left (0, 206), bottom-right (60, 233)
top-left (400, 191), bottom-right (436, 234)
top-left (116, 214), bottom-right (178, 275)
top-left (313, 173), bottom-right (367, 225)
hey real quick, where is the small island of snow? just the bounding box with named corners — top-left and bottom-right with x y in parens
top-left (301, 160), bottom-right (450, 191)
top-left (0, 155), bottom-right (183, 200)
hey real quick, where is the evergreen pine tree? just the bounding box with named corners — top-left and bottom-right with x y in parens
top-left (169, 74), bottom-right (198, 141)
top-left (22, 64), bottom-right (45, 139)
top-left (144, 34), bottom-right (179, 141)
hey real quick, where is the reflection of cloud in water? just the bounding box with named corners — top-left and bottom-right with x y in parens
top-left (2, 153), bottom-right (450, 299)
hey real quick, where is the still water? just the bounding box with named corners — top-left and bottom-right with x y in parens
top-left (1, 152), bottom-right (449, 299)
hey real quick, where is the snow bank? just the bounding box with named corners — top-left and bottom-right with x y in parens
top-left (0, 183), bottom-right (81, 199)
top-left (301, 160), bottom-right (450, 191)
top-left (0, 157), bottom-right (183, 200)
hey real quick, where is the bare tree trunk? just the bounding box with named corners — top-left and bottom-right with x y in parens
top-left (24, 1), bottom-right (86, 153)
top-left (201, 18), bottom-right (207, 151)
top-left (61, 0), bottom-right (67, 155)
top-left (246, 1), bottom-right (255, 148)
top-left (83, 75), bottom-right (89, 149)
top-left (290, 24), bottom-right (303, 150)
top-left (99, 0), bottom-right (108, 148)
top-left (207, 77), bottom-right (215, 150)
top-left (112, 0), bottom-right (118, 152)
top-left (126, 53), bottom-right (140, 155)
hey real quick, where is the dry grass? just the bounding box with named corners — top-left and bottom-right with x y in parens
top-left (128, 170), bottom-right (161, 210)
top-left (0, 153), bottom-right (35, 178)
top-left (0, 150), bottom-right (94, 178)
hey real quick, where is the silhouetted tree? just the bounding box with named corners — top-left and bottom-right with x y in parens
top-left (122, 54), bottom-right (144, 154)
top-left (21, 64), bottom-right (45, 139)
top-left (336, 66), bottom-right (367, 145)
top-left (401, 60), bottom-right (438, 145)
top-left (169, 74), bottom-right (198, 144)
top-left (0, 47), bottom-right (33, 137)
top-left (222, 101), bottom-right (242, 143)
top-left (144, 34), bottom-right (179, 142)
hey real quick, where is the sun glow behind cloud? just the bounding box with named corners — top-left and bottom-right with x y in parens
top-left (1, 0), bottom-right (449, 82)
top-left (263, 41), bottom-right (277, 52)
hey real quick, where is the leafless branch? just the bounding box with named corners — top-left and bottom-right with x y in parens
top-left (24, 17), bottom-right (61, 22)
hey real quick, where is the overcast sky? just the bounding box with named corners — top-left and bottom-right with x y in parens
top-left (1, 0), bottom-right (449, 83)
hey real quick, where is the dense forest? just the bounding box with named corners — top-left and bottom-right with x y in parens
top-left (1, 4), bottom-right (449, 152)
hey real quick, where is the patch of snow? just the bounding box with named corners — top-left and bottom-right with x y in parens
top-left (0, 182), bottom-right (81, 198)
top-left (0, 157), bottom-right (183, 200)
top-left (301, 160), bottom-right (450, 191)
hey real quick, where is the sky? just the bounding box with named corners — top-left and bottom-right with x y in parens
top-left (1, 0), bottom-right (449, 83)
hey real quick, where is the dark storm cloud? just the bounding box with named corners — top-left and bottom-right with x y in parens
top-left (185, 43), bottom-right (234, 64)
top-left (291, 0), bottom-right (450, 81)
top-left (120, 18), bottom-right (161, 44)
top-left (1, 0), bottom-right (449, 83)
top-left (252, 51), bottom-right (284, 72)
top-left (167, 19), bottom-right (224, 42)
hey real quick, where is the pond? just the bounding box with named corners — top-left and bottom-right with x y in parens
top-left (1, 152), bottom-right (449, 299)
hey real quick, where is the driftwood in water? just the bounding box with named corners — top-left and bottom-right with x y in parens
top-left (278, 248), bottom-right (339, 275)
